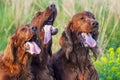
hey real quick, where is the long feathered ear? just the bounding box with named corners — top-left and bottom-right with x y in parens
top-left (2, 35), bottom-right (17, 63)
top-left (63, 21), bottom-right (73, 59)
top-left (66, 21), bottom-right (73, 33)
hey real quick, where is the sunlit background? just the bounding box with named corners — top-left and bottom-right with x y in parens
top-left (0, 0), bottom-right (120, 79)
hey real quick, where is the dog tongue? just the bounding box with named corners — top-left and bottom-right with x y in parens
top-left (43, 25), bottom-right (52, 44)
top-left (24, 42), bottom-right (41, 54)
top-left (43, 25), bottom-right (56, 44)
top-left (81, 33), bottom-right (96, 47)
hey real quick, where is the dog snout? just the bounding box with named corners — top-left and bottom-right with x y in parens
top-left (32, 26), bottom-right (37, 32)
top-left (50, 4), bottom-right (56, 10)
top-left (91, 21), bottom-right (99, 28)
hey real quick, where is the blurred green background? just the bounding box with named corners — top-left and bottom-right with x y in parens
top-left (0, 0), bottom-right (120, 80)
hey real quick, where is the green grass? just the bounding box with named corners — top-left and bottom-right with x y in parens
top-left (0, 0), bottom-right (120, 52)
top-left (0, 0), bottom-right (120, 79)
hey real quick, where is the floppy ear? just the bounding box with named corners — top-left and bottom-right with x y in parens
top-left (61, 21), bottom-right (73, 59)
top-left (66, 21), bottom-right (73, 33)
top-left (2, 35), bottom-right (17, 63)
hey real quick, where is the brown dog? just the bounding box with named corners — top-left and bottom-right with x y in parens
top-left (49, 11), bottom-right (99, 80)
top-left (30, 4), bottom-right (58, 80)
top-left (0, 24), bottom-right (41, 80)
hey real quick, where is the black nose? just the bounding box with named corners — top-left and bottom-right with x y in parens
top-left (50, 4), bottom-right (56, 9)
top-left (92, 21), bottom-right (99, 28)
top-left (32, 26), bottom-right (37, 32)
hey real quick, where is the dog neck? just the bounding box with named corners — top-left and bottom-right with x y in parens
top-left (64, 30), bottom-right (91, 72)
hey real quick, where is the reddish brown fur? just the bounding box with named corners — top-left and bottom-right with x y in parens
top-left (30, 4), bottom-right (57, 80)
top-left (49, 11), bottom-right (99, 80)
top-left (0, 24), bottom-right (34, 80)
top-left (31, 5), bottom-right (57, 56)
top-left (31, 7), bottom-right (55, 30)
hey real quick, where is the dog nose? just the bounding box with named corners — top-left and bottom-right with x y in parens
top-left (50, 4), bottom-right (56, 9)
top-left (32, 26), bottom-right (37, 32)
top-left (92, 21), bottom-right (99, 28)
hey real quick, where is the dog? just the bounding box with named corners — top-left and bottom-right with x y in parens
top-left (49, 11), bottom-right (100, 80)
top-left (0, 24), bottom-right (41, 80)
top-left (30, 4), bottom-right (58, 80)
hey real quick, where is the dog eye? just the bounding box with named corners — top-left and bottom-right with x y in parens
top-left (26, 24), bottom-right (30, 27)
top-left (80, 17), bottom-right (84, 20)
top-left (21, 28), bottom-right (27, 31)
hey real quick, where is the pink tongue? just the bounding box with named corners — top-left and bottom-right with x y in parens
top-left (43, 25), bottom-right (53, 44)
top-left (81, 33), bottom-right (96, 47)
top-left (24, 42), bottom-right (41, 54)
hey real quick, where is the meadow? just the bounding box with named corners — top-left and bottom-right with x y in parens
top-left (0, 0), bottom-right (120, 80)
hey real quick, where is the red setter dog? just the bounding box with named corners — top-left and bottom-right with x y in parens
top-left (49, 11), bottom-right (100, 80)
top-left (0, 24), bottom-right (41, 80)
top-left (30, 4), bottom-right (58, 80)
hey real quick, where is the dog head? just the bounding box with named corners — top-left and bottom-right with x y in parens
top-left (3, 24), bottom-right (41, 63)
top-left (66, 11), bottom-right (99, 59)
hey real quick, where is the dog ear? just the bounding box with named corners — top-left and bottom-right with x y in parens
top-left (66, 21), bottom-right (73, 33)
top-left (3, 35), bottom-right (17, 63)
top-left (61, 21), bottom-right (73, 59)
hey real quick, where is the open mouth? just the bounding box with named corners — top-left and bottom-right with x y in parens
top-left (42, 4), bottom-right (58, 44)
top-left (24, 35), bottom-right (41, 55)
top-left (78, 32), bottom-right (96, 48)
top-left (44, 11), bottom-right (56, 25)
top-left (42, 4), bottom-right (58, 35)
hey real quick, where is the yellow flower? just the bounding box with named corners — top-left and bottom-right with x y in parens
top-left (101, 57), bottom-right (108, 63)
top-left (108, 47), bottom-right (115, 58)
top-left (110, 51), bottom-right (114, 58)
top-left (94, 61), bottom-right (98, 65)
top-left (109, 48), bottom-right (114, 52)
top-left (116, 47), bottom-right (120, 54)
top-left (116, 58), bottom-right (120, 63)
top-left (109, 60), bottom-right (113, 64)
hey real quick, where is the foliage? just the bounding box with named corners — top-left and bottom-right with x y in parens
top-left (94, 47), bottom-right (120, 80)
top-left (0, 0), bottom-right (120, 52)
